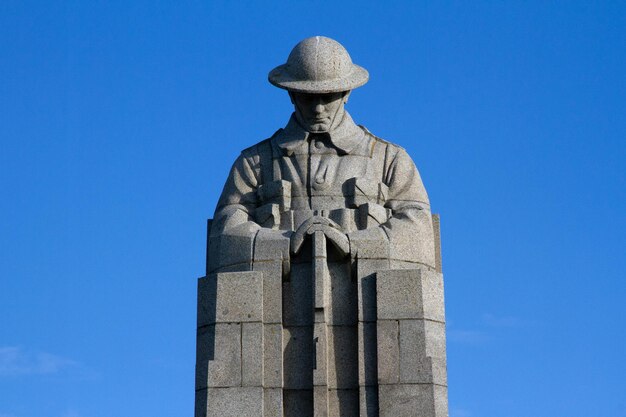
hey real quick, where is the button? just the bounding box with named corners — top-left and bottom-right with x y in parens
top-left (314, 140), bottom-right (323, 149)
top-left (315, 176), bottom-right (324, 184)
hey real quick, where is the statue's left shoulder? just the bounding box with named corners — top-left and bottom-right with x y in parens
top-left (358, 125), bottom-right (411, 163)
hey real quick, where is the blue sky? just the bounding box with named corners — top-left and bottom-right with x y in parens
top-left (1, 1), bottom-right (625, 416)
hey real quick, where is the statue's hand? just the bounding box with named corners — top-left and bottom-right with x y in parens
top-left (290, 216), bottom-right (349, 257)
top-left (291, 216), bottom-right (332, 254)
top-left (305, 224), bottom-right (350, 257)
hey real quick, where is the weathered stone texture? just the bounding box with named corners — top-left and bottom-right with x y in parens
top-left (378, 384), bottom-right (448, 417)
top-left (283, 326), bottom-right (314, 389)
top-left (198, 271), bottom-right (263, 326)
top-left (195, 36), bottom-right (448, 417)
top-left (263, 324), bottom-right (283, 388)
top-left (376, 268), bottom-right (445, 322)
top-left (242, 322), bottom-right (264, 386)
top-left (327, 326), bottom-right (358, 389)
top-left (203, 387), bottom-right (263, 417)
top-left (375, 268), bottom-right (448, 417)
top-left (196, 323), bottom-right (241, 389)
top-left (263, 388), bottom-right (283, 417)
top-left (253, 259), bottom-right (283, 324)
top-left (376, 320), bottom-right (399, 385)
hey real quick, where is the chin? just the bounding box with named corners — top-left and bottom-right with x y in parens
top-left (308, 123), bottom-right (329, 133)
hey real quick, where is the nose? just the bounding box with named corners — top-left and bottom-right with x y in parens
top-left (314, 103), bottom-right (325, 114)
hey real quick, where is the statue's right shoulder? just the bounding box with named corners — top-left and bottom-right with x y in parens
top-left (236, 130), bottom-right (282, 177)
top-left (241, 130), bottom-right (281, 158)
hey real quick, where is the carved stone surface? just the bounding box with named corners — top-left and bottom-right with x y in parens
top-left (202, 387), bottom-right (263, 417)
top-left (195, 36), bottom-right (448, 417)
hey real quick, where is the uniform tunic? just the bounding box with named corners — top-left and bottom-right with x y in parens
top-left (208, 111), bottom-right (436, 273)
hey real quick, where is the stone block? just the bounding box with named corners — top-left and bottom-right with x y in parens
top-left (345, 177), bottom-right (389, 207)
top-left (327, 326), bottom-right (358, 389)
top-left (357, 271), bottom-right (380, 323)
top-left (387, 210), bottom-right (437, 267)
top-left (283, 389), bottom-right (313, 417)
top-left (313, 227), bottom-right (327, 257)
top-left (313, 386), bottom-right (328, 417)
top-left (197, 276), bottom-right (217, 328)
top-left (313, 323), bottom-right (328, 387)
top-left (256, 203), bottom-right (281, 229)
top-left (292, 208), bottom-right (315, 231)
top-left (328, 207), bottom-right (358, 233)
top-left (359, 386), bottom-right (378, 417)
top-left (397, 356), bottom-right (447, 386)
top-left (242, 322), bottom-right (263, 386)
top-left (389, 259), bottom-right (420, 270)
top-left (282, 263), bottom-right (313, 326)
top-left (378, 384), bottom-right (448, 417)
top-left (196, 323), bottom-right (241, 389)
top-left (280, 208), bottom-right (295, 230)
top-left (205, 219), bottom-right (213, 276)
top-left (431, 357), bottom-right (448, 387)
top-left (257, 179), bottom-right (292, 211)
top-left (357, 322), bottom-right (377, 387)
top-left (432, 213), bottom-right (442, 273)
top-left (211, 262), bottom-right (252, 273)
top-left (433, 384), bottom-right (449, 417)
top-left (204, 387), bottom-right (263, 417)
top-left (399, 320), bottom-right (447, 384)
top-left (421, 270), bottom-right (445, 323)
top-left (312, 230), bottom-right (328, 310)
top-left (376, 269), bottom-right (445, 322)
top-left (309, 195), bottom-right (353, 213)
top-left (195, 387), bottom-right (208, 417)
top-left (253, 259), bottom-right (283, 324)
top-left (283, 326), bottom-right (314, 389)
top-left (253, 229), bottom-right (290, 261)
top-left (327, 261), bottom-right (357, 326)
top-left (348, 227), bottom-right (390, 260)
top-left (207, 222), bottom-right (255, 273)
top-left (264, 388), bottom-right (283, 417)
top-left (328, 389), bottom-right (359, 417)
top-left (358, 203), bottom-right (390, 228)
top-left (376, 320), bottom-right (399, 385)
top-left (198, 272), bottom-right (263, 326)
top-left (356, 258), bottom-right (390, 281)
top-left (263, 324), bottom-right (283, 388)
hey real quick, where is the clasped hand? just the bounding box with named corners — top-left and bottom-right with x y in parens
top-left (290, 216), bottom-right (350, 257)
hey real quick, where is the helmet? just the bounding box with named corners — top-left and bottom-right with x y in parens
top-left (268, 36), bottom-right (369, 94)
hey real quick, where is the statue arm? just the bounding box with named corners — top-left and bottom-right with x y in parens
top-left (212, 152), bottom-right (260, 233)
top-left (347, 147), bottom-right (436, 268)
top-left (208, 152), bottom-right (290, 273)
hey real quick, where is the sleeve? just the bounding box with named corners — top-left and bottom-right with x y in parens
top-left (208, 151), bottom-right (291, 273)
top-left (347, 147), bottom-right (436, 268)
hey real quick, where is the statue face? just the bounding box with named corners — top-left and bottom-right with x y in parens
top-left (290, 91), bottom-right (349, 133)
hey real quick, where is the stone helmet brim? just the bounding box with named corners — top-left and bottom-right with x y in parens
top-left (268, 36), bottom-right (369, 94)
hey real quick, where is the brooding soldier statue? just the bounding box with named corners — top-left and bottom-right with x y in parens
top-left (196, 36), bottom-right (448, 417)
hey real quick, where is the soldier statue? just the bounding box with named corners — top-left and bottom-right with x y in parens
top-left (196, 36), bottom-right (447, 417)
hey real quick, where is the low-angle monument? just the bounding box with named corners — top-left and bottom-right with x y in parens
top-left (195, 36), bottom-right (448, 417)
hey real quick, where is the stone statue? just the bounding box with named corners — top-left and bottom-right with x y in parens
top-left (196, 36), bottom-right (448, 417)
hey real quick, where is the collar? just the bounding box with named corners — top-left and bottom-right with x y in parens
top-left (273, 111), bottom-right (364, 156)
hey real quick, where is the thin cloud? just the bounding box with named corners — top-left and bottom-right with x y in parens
top-left (447, 329), bottom-right (489, 345)
top-left (450, 407), bottom-right (472, 417)
top-left (447, 312), bottom-right (524, 346)
top-left (0, 346), bottom-right (78, 376)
